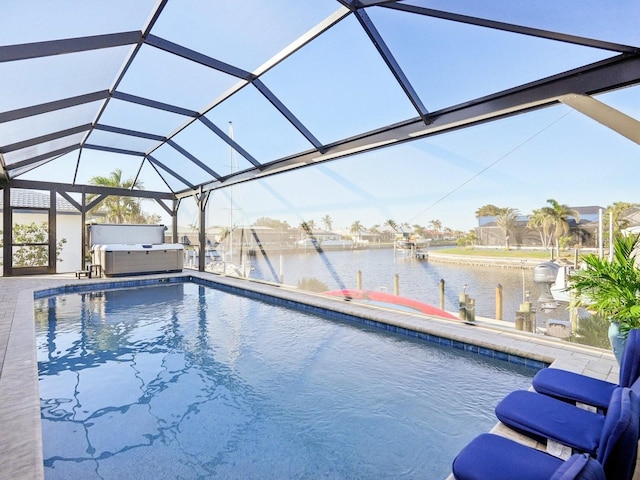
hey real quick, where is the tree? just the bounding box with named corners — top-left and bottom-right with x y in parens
top-left (540, 199), bottom-right (580, 252)
top-left (11, 221), bottom-right (66, 267)
top-left (428, 219), bottom-right (442, 239)
top-left (321, 214), bottom-right (333, 231)
top-left (88, 169), bottom-right (150, 224)
top-left (527, 209), bottom-right (552, 249)
top-left (299, 220), bottom-right (316, 238)
top-left (605, 202), bottom-right (637, 239)
top-left (444, 227), bottom-right (453, 238)
top-left (475, 204), bottom-right (503, 217)
top-left (297, 277), bottom-right (329, 292)
top-left (384, 219), bottom-right (398, 232)
top-left (496, 208), bottom-right (520, 249)
top-left (253, 217), bottom-right (291, 230)
top-left (457, 230), bottom-right (477, 248)
top-left (350, 220), bottom-right (363, 236)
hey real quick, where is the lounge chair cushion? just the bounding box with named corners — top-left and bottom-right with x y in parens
top-left (451, 433), bottom-right (604, 480)
top-left (496, 387), bottom-right (639, 480)
top-left (532, 369), bottom-right (616, 410)
top-left (495, 390), bottom-right (605, 455)
top-left (532, 329), bottom-right (640, 410)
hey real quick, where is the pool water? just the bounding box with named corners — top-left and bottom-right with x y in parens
top-left (36, 282), bottom-right (535, 479)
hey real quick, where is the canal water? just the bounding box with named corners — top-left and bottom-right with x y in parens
top-left (247, 248), bottom-right (570, 325)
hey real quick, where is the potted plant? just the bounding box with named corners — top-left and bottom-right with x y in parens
top-left (569, 233), bottom-right (640, 363)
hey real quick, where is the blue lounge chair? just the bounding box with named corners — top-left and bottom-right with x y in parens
top-left (532, 329), bottom-right (640, 412)
top-left (495, 387), bottom-right (639, 480)
top-left (452, 433), bottom-right (605, 480)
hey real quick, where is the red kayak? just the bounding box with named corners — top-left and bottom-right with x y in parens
top-left (323, 289), bottom-right (458, 320)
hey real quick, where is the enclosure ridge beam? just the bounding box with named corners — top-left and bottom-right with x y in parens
top-left (198, 117), bottom-right (262, 168)
top-left (383, 3), bottom-right (639, 54)
top-left (355, 8), bottom-right (430, 123)
top-left (145, 34), bottom-right (254, 81)
top-left (0, 31), bottom-right (143, 63)
top-left (110, 91), bottom-right (199, 117)
top-left (166, 140), bottom-right (222, 180)
top-left (94, 124), bottom-right (166, 141)
top-left (6, 145), bottom-right (80, 171)
top-left (8, 178), bottom-right (174, 200)
top-left (147, 154), bottom-right (195, 189)
top-left (253, 79), bottom-right (326, 153)
top-left (83, 144), bottom-right (145, 157)
top-left (0, 124), bottom-right (92, 154)
top-left (0, 91), bottom-right (110, 124)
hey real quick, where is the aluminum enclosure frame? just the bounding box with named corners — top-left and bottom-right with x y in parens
top-left (1, 1), bottom-right (639, 276)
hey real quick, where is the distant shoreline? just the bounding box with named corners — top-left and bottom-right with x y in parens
top-left (425, 251), bottom-right (547, 269)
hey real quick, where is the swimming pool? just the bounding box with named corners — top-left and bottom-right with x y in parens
top-left (36, 281), bottom-right (536, 479)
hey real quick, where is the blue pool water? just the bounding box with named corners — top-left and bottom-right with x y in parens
top-left (36, 282), bottom-right (536, 479)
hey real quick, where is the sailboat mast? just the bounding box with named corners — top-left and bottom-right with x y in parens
top-left (228, 121), bottom-right (234, 264)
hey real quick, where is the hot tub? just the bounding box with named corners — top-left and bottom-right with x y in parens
top-left (93, 243), bottom-right (184, 277)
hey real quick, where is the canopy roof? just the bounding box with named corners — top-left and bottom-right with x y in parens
top-left (1, 0), bottom-right (639, 199)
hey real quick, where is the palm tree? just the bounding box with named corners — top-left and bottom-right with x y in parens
top-left (321, 214), bottom-right (333, 231)
top-left (541, 199), bottom-right (580, 253)
top-left (350, 220), bottom-right (363, 235)
top-left (384, 219), bottom-right (398, 232)
top-left (528, 209), bottom-right (552, 249)
top-left (306, 219), bottom-right (316, 231)
top-left (88, 169), bottom-right (144, 223)
top-left (429, 219), bottom-right (442, 240)
top-left (605, 202), bottom-right (637, 239)
top-left (496, 208), bottom-right (520, 249)
top-left (457, 230), bottom-right (477, 248)
top-left (299, 220), bottom-right (316, 239)
top-left (444, 227), bottom-right (453, 239)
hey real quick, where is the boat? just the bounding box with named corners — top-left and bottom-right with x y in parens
top-left (533, 261), bottom-right (573, 308)
top-left (323, 289), bottom-right (458, 320)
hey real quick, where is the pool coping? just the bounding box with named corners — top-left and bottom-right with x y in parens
top-left (0, 271), bottom-right (620, 480)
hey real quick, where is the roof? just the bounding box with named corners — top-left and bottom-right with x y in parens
top-left (1, 1), bottom-right (639, 202)
top-left (0, 188), bottom-right (78, 213)
top-left (572, 206), bottom-right (605, 215)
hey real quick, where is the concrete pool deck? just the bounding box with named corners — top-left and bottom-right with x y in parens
top-left (0, 271), bottom-right (631, 479)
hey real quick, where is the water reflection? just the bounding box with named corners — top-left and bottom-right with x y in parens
top-left (36, 284), bottom-right (261, 479)
top-left (36, 282), bottom-right (535, 480)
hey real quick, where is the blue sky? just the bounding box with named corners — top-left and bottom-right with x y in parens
top-left (3, 1), bottom-right (639, 232)
top-left (195, 89), bottom-right (639, 232)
